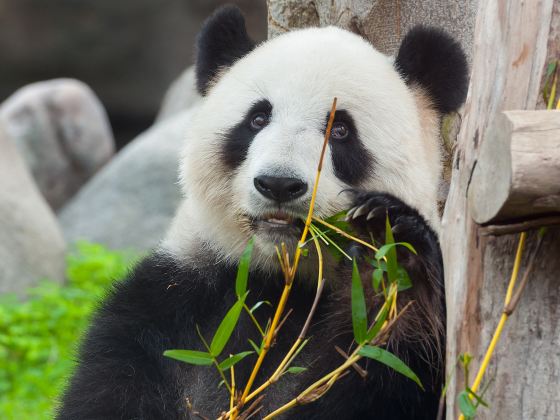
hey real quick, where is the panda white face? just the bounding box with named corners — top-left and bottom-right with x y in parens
top-left (165, 7), bottom-right (469, 268)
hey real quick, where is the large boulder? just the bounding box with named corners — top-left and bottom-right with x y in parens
top-left (0, 125), bottom-right (66, 297)
top-left (0, 79), bottom-right (115, 210)
top-left (58, 109), bottom-right (194, 252)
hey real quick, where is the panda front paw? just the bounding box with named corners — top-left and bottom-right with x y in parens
top-left (345, 191), bottom-right (439, 258)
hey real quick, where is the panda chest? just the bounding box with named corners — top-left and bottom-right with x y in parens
top-left (174, 289), bottom-right (353, 417)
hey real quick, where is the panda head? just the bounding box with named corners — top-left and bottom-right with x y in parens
top-left (168, 5), bottom-right (468, 267)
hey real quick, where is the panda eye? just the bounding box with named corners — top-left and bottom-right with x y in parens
top-left (250, 112), bottom-right (270, 131)
top-left (331, 122), bottom-right (349, 140)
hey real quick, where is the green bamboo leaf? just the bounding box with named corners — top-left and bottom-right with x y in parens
top-left (358, 345), bottom-right (424, 390)
top-left (365, 294), bottom-right (393, 342)
top-left (351, 259), bottom-right (368, 344)
top-left (249, 300), bottom-right (272, 314)
top-left (248, 339), bottom-right (262, 355)
top-left (384, 216), bottom-right (398, 283)
top-left (372, 268), bottom-right (384, 293)
top-left (286, 366), bottom-right (307, 374)
top-left (466, 387), bottom-right (489, 408)
top-left (323, 210), bottom-right (347, 223)
top-left (218, 351), bottom-right (254, 371)
top-left (323, 210), bottom-right (353, 232)
top-left (396, 266), bottom-right (412, 291)
top-left (542, 61), bottom-right (558, 102)
top-left (236, 238), bottom-right (254, 298)
top-left (458, 390), bottom-right (477, 417)
top-left (375, 242), bottom-right (417, 260)
top-left (370, 259), bottom-right (387, 271)
top-left (163, 349), bottom-right (213, 366)
top-left (210, 297), bottom-right (246, 357)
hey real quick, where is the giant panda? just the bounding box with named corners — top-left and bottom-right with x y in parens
top-left (58, 5), bottom-right (468, 420)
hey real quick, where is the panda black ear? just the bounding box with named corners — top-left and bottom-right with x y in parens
top-left (195, 5), bottom-right (255, 95)
top-left (395, 26), bottom-right (468, 114)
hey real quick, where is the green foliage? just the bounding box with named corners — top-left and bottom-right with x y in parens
top-left (365, 297), bottom-right (391, 343)
top-left (235, 238), bottom-right (253, 298)
top-left (163, 350), bottom-right (214, 366)
top-left (164, 239), bottom-right (256, 392)
top-left (351, 260), bottom-right (368, 345)
top-left (0, 242), bottom-right (136, 420)
top-left (285, 366), bottom-right (307, 374)
top-left (369, 217), bottom-right (416, 292)
top-left (358, 345), bottom-right (424, 390)
top-left (218, 351), bottom-right (254, 371)
top-left (210, 297), bottom-right (247, 357)
top-left (458, 390), bottom-right (477, 418)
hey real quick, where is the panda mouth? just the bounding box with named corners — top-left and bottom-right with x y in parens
top-left (252, 211), bottom-right (304, 235)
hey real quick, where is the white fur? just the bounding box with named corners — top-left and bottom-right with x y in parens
top-left (162, 26), bottom-right (442, 267)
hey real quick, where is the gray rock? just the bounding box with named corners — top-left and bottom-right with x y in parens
top-left (155, 66), bottom-right (201, 123)
top-left (0, 124), bottom-right (66, 297)
top-left (0, 79), bottom-right (115, 209)
top-left (58, 109), bottom-right (194, 252)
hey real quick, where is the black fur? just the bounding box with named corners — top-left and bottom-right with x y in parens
top-left (327, 110), bottom-right (375, 185)
top-left (195, 5), bottom-right (255, 95)
top-left (395, 26), bottom-right (468, 114)
top-left (58, 194), bottom-right (444, 419)
top-left (223, 99), bottom-right (272, 169)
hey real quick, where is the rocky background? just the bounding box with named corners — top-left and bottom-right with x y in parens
top-left (0, 0), bottom-right (266, 296)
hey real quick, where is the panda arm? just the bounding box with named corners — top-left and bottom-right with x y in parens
top-left (344, 191), bottom-right (445, 416)
top-left (56, 254), bottom-right (223, 420)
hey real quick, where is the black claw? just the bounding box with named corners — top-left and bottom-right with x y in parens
top-left (366, 206), bottom-right (386, 221)
top-left (391, 223), bottom-right (404, 235)
top-left (352, 202), bottom-right (371, 219)
top-left (345, 206), bottom-right (358, 221)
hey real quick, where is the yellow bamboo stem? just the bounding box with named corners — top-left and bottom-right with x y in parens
top-left (264, 352), bottom-right (361, 419)
top-left (230, 363), bottom-right (236, 418)
top-left (237, 98), bottom-right (338, 410)
top-left (236, 219), bottom-right (327, 409)
top-left (312, 217), bottom-right (380, 254)
top-left (547, 70), bottom-right (558, 110)
top-left (458, 232), bottom-right (526, 420)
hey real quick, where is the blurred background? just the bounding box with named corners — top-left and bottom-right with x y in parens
top-left (0, 0), bottom-right (267, 148)
top-left (0, 2), bottom-right (265, 418)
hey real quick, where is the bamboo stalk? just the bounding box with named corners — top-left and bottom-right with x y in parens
top-left (237, 98), bottom-right (338, 409)
top-left (457, 233), bottom-right (526, 420)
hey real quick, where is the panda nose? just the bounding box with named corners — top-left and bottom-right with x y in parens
top-left (254, 176), bottom-right (308, 203)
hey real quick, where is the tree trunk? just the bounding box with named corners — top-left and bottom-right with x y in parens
top-left (267, 0), bottom-right (477, 58)
top-left (267, 1), bottom-right (560, 419)
top-left (441, 1), bottom-right (560, 419)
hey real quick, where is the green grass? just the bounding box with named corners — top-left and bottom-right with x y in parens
top-left (0, 242), bottom-right (137, 420)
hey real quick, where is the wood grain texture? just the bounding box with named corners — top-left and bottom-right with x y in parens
top-left (441, 0), bottom-right (559, 418)
top-left (267, 0), bottom-right (477, 59)
top-left (469, 110), bottom-right (560, 224)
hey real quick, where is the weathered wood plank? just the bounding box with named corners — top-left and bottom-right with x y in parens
top-left (468, 110), bottom-right (560, 224)
top-left (441, 0), bottom-right (559, 418)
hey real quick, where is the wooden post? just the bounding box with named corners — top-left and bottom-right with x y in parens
top-left (441, 1), bottom-right (560, 418)
top-left (468, 110), bottom-right (560, 225)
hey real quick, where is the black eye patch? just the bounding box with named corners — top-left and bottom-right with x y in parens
top-left (221, 99), bottom-right (272, 169)
top-left (325, 109), bottom-right (375, 185)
